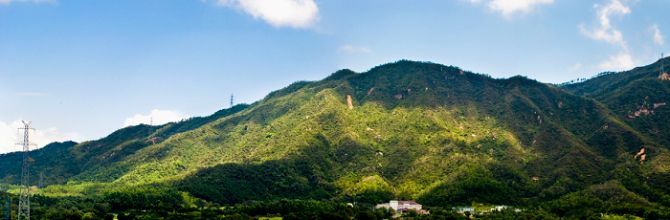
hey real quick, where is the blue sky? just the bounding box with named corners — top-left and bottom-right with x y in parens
top-left (0, 0), bottom-right (668, 153)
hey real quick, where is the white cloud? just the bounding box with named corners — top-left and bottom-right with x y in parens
top-left (579, 0), bottom-right (631, 49)
top-left (214, 0), bottom-right (319, 28)
top-left (468, 0), bottom-right (554, 18)
top-left (123, 109), bottom-right (186, 127)
top-left (338, 45), bottom-right (372, 54)
top-left (0, 0), bottom-right (55, 5)
top-left (0, 120), bottom-right (82, 154)
top-left (651, 24), bottom-right (664, 46)
top-left (579, 0), bottom-right (639, 71)
top-left (599, 52), bottom-right (635, 71)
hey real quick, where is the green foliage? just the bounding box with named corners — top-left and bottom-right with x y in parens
top-left (476, 208), bottom-right (558, 220)
top-left (418, 167), bottom-right (516, 206)
top-left (0, 141), bottom-right (78, 186)
top-left (564, 57), bottom-right (670, 147)
top-left (544, 181), bottom-right (669, 219)
top-left (178, 154), bottom-right (336, 204)
top-left (0, 104), bottom-right (250, 186)
top-left (1, 60), bottom-right (669, 218)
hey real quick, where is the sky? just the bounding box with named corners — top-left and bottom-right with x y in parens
top-left (0, 0), bottom-right (668, 153)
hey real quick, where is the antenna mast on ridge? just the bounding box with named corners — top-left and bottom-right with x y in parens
top-left (230, 94), bottom-right (234, 108)
top-left (662, 53), bottom-right (665, 74)
top-left (17, 121), bottom-right (34, 220)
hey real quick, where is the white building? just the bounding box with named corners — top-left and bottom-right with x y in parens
top-left (376, 200), bottom-right (424, 213)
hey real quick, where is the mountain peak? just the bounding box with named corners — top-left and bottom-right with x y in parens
top-left (367, 60), bottom-right (462, 75)
top-left (324, 69), bottom-right (357, 81)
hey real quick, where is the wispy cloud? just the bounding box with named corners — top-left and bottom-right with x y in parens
top-left (0, 120), bottom-right (82, 154)
top-left (0, 0), bottom-right (56, 6)
top-left (338, 45), bottom-right (372, 54)
top-left (579, 0), bottom-right (630, 49)
top-left (650, 24), bottom-right (664, 46)
top-left (468, 0), bottom-right (554, 18)
top-left (213, 0), bottom-right (319, 28)
top-left (123, 109), bottom-right (187, 127)
top-left (580, 0), bottom-right (637, 71)
top-left (598, 52), bottom-right (635, 71)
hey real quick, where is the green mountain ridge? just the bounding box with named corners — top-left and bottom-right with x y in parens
top-left (2, 59), bottom-right (670, 218)
top-left (0, 104), bottom-right (249, 185)
top-left (564, 56), bottom-right (670, 147)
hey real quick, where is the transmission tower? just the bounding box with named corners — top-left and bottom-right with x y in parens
top-left (17, 121), bottom-right (34, 220)
top-left (662, 53), bottom-right (666, 74)
top-left (230, 94), bottom-right (234, 108)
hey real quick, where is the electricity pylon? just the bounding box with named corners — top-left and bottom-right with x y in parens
top-left (662, 53), bottom-right (665, 74)
top-left (17, 121), bottom-right (34, 220)
top-left (230, 94), bottom-right (234, 107)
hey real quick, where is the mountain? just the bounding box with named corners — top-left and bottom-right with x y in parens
top-left (563, 57), bottom-right (670, 147)
top-left (1, 60), bottom-right (669, 218)
top-left (0, 104), bottom-right (249, 185)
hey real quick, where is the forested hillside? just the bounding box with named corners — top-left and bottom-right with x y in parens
top-left (1, 60), bottom-right (669, 219)
top-left (564, 57), bottom-right (670, 147)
